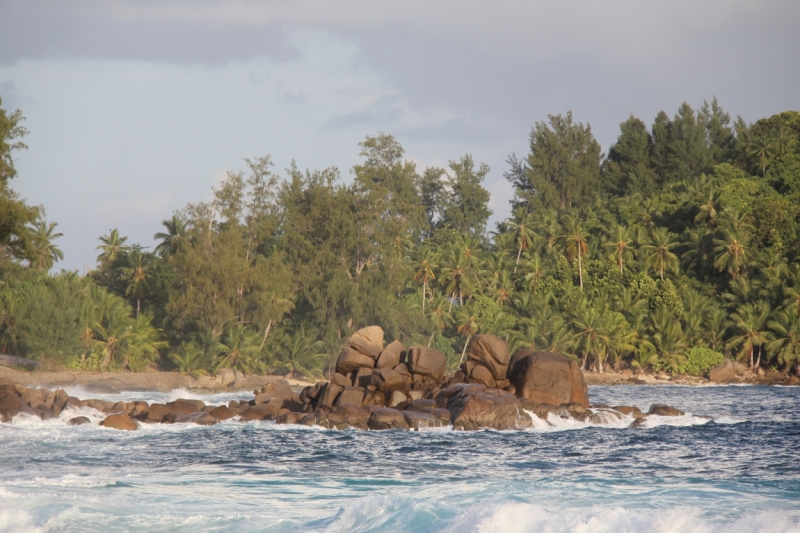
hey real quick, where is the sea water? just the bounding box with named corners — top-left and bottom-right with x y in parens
top-left (0, 385), bottom-right (798, 532)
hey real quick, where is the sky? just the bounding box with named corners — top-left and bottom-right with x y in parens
top-left (1, 0), bottom-right (798, 271)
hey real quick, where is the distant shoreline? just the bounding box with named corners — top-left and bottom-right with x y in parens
top-left (1, 365), bottom-right (796, 393)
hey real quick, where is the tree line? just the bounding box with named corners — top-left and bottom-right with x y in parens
top-left (1, 96), bottom-right (800, 379)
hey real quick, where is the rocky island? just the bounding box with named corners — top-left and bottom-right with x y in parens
top-left (0, 326), bottom-right (688, 431)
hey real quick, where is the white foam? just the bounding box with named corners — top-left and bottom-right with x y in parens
top-left (456, 503), bottom-right (800, 533)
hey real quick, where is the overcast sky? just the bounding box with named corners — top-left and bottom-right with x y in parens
top-left (1, 0), bottom-right (798, 271)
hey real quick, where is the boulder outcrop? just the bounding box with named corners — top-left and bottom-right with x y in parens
top-left (507, 350), bottom-right (589, 407)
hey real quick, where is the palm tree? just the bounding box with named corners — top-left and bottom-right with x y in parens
top-left (455, 300), bottom-right (480, 364)
top-left (767, 310), bottom-right (800, 373)
top-left (694, 190), bottom-right (718, 225)
top-left (571, 306), bottom-right (611, 371)
top-left (604, 225), bottom-right (633, 274)
top-left (745, 135), bottom-right (777, 176)
top-left (646, 306), bottom-right (689, 372)
top-left (642, 228), bottom-right (679, 280)
top-left (121, 250), bottom-right (155, 317)
top-left (96, 229), bottom-right (128, 264)
top-left (727, 302), bottom-right (772, 370)
top-left (439, 247), bottom-right (474, 309)
top-left (713, 228), bottom-right (750, 279)
top-left (560, 216), bottom-right (589, 289)
top-left (154, 214), bottom-right (188, 257)
top-left (774, 124), bottom-right (797, 157)
top-left (413, 249), bottom-right (438, 312)
top-left (169, 342), bottom-right (207, 373)
top-left (506, 208), bottom-right (537, 271)
top-left (29, 220), bottom-right (64, 271)
top-left (215, 325), bottom-right (264, 374)
top-left (272, 327), bottom-right (327, 378)
top-left (426, 293), bottom-right (453, 347)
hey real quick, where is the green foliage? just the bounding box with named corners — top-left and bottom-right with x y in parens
top-left (6, 97), bottom-right (800, 379)
top-left (674, 346), bottom-right (725, 376)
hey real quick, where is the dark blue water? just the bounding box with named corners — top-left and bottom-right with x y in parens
top-left (1, 385), bottom-right (798, 532)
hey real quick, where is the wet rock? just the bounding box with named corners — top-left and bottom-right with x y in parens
top-left (240, 400), bottom-right (283, 421)
top-left (467, 334), bottom-right (510, 380)
top-left (0, 386), bottom-right (31, 422)
top-left (709, 360), bottom-right (736, 383)
top-left (100, 414), bottom-right (139, 430)
top-left (276, 412), bottom-right (300, 424)
top-left (406, 347), bottom-right (447, 382)
top-left (176, 411), bottom-right (217, 425)
top-left (68, 416), bottom-right (91, 426)
top-left (402, 411), bottom-right (448, 429)
top-left (612, 405), bottom-right (641, 416)
top-left (335, 346), bottom-right (375, 374)
top-left (648, 404), bottom-right (684, 416)
top-left (324, 404), bottom-right (370, 429)
top-left (210, 405), bottom-right (234, 421)
top-left (438, 383), bottom-right (532, 431)
top-left (255, 384), bottom-right (299, 405)
top-left (376, 340), bottom-right (405, 369)
top-left (507, 350), bottom-right (589, 408)
top-left (368, 408), bottom-right (409, 430)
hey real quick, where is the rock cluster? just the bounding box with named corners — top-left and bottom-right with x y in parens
top-left (0, 327), bottom-right (693, 431)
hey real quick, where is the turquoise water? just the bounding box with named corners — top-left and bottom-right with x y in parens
top-left (1, 385), bottom-right (798, 532)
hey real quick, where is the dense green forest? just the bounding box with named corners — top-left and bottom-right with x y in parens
top-left (2, 96), bottom-right (800, 379)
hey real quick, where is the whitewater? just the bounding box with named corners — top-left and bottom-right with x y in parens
top-left (1, 385), bottom-right (798, 532)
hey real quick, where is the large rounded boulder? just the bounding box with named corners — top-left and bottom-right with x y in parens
top-left (507, 350), bottom-right (588, 407)
top-left (467, 334), bottom-right (510, 380)
top-left (407, 347), bottom-right (447, 383)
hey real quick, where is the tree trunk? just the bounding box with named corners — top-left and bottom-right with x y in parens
top-left (577, 250), bottom-right (583, 289)
top-left (259, 320), bottom-right (273, 351)
top-left (754, 345), bottom-right (761, 370)
top-left (136, 299), bottom-right (140, 318)
top-left (618, 256), bottom-right (623, 274)
top-left (581, 351), bottom-right (588, 371)
top-left (448, 292), bottom-right (455, 314)
top-left (428, 331), bottom-right (435, 348)
top-left (459, 334), bottom-right (472, 364)
top-left (422, 282), bottom-right (426, 313)
top-left (515, 245), bottom-right (522, 272)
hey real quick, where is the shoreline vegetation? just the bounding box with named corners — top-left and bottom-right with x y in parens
top-left (1, 98), bottom-right (800, 383)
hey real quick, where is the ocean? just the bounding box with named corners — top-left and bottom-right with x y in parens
top-left (1, 384), bottom-right (798, 532)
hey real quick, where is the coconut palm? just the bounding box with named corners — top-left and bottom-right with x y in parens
top-left (726, 302), bottom-right (772, 370)
top-left (767, 310), bottom-right (800, 372)
top-left (455, 300), bottom-right (480, 364)
top-left (96, 229), bottom-right (129, 264)
top-left (506, 208), bottom-right (537, 271)
top-left (426, 293), bottom-right (453, 347)
top-left (642, 228), bottom-right (679, 280)
top-left (29, 220), bottom-right (64, 271)
top-left (215, 324), bottom-right (264, 374)
top-left (272, 326), bottom-right (327, 378)
top-left (413, 249), bottom-right (438, 312)
top-left (713, 228), bottom-right (751, 279)
top-left (121, 250), bottom-right (156, 317)
top-left (154, 214), bottom-right (188, 257)
top-left (604, 225), bottom-right (634, 274)
top-left (745, 135), bottom-right (777, 175)
top-left (560, 216), bottom-right (589, 289)
top-left (571, 306), bottom-right (611, 371)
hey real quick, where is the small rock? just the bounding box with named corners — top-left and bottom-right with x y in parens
top-left (100, 414), bottom-right (139, 431)
top-left (368, 408), bottom-right (410, 430)
top-left (68, 416), bottom-right (91, 426)
top-left (648, 404), bottom-right (684, 416)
